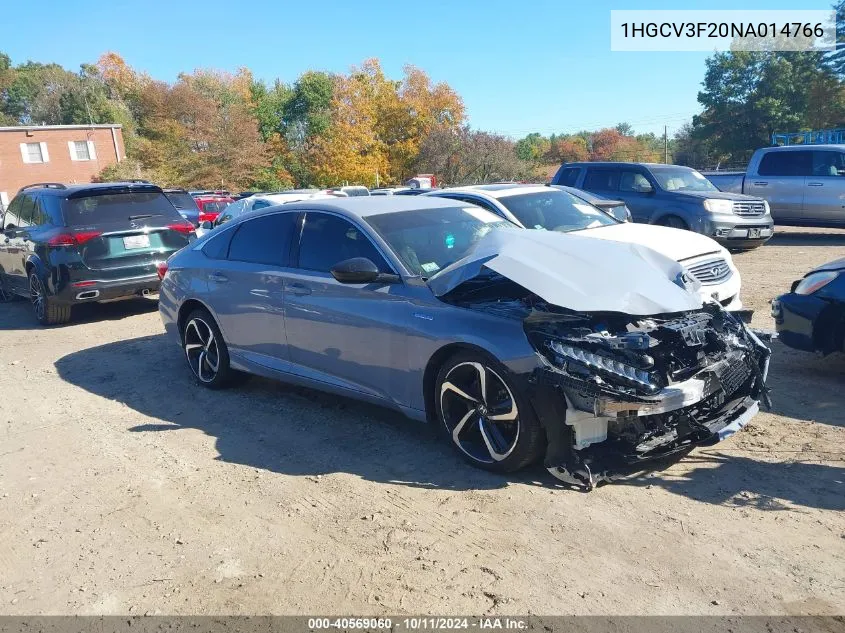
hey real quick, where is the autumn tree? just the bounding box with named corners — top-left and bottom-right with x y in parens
top-left (417, 126), bottom-right (532, 185)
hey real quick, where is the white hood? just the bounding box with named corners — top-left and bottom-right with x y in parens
top-left (577, 223), bottom-right (724, 262)
top-left (428, 229), bottom-right (703, 316)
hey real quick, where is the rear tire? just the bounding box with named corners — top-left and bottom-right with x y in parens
top-left (29, 272), bottom-right (71, 325)
top-left (658, 215), bottom-right (689, 231)
top-left (434, 350), bottom-right (545, 474)
top-left (181, 308), bottom-right (237, 389)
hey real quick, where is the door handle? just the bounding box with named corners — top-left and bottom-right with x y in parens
top-left (807, 182), bottom-right (824, 187)
top-left (753, 181), bottom-right (768, 186)
top-left (208, 271), bottom-right (228, 283)
top-left (286, 282), bottom-right (312, 296)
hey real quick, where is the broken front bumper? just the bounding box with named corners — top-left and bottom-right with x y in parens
top-left (527, 345), bottom-right (769, 488)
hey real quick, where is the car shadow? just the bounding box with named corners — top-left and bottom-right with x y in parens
top-left (764, 340), bottom-right (845, 428)
top-left (53, 334), bottom-right (844, 506)
top-left (769, 230), bottom-right (845, 247)
top-left (614, 451), bottom-right (845, 512)
top-left (53, 333), bottom-right (548, 491)
top-left (0, 297), bottom-right (159, 330)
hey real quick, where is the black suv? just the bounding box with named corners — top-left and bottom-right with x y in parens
top-left (0, 182), bottom-right (195, 325)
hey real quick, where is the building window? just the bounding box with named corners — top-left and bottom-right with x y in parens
top-left (73, 141), bottom-right (90, 160)
top-left (68, 139), bottom-right (97, 162)
top-left (21, 142), bottom-right (48, 164)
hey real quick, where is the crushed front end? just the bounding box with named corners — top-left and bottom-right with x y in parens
top-left (524, 302), bottom-right (771, 489)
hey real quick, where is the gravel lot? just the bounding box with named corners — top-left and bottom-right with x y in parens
top-left (0, 225), bottom-right (843, 616)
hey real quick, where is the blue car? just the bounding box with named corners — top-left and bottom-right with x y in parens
top-left (772, 257), bottom-right (845, 354)
top-left (157, 197), bottom-right (770, 488)
top-left (164, 188), bottom-right (202, 226)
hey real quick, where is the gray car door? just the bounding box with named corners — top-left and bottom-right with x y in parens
top-left (203, 211), bottom-right (298, 373)
top-left (803, 150), bottom-right (845, 224)
top-left (282, 211), bottom-right (409, 404)
top-left (746, 151), bottom-right (810, 221)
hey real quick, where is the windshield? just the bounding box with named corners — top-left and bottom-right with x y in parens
top-left (214, 199), bottom-right (247, 225)
top-left (164, 192), bottom-right (200, 211)
top-left (343, 187), bottom-right (370, 197)
top-left (365, 206), bottom-right (513, 277)
top-left (650, 167), bottom-right (718, 192)
top-left (63, 190), bottom-right (183, 225)
top-left (498, 190), bottom-right (618, 232)
top-left (200, 200), bottom-right (231, 214)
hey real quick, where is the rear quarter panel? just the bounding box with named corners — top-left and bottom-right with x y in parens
top-left (158, 248), bottom-right (211, 346)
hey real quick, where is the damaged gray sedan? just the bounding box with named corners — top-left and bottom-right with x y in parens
top-left (158, 197), bottom-right (770, 488)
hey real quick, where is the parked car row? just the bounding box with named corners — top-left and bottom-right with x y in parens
top-left (551, 162), bottom-right (774, 251)
top-left (703, 145), bottom-right (845, 227)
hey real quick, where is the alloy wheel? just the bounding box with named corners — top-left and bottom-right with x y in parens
top-left (440, 361), bottom-right (520, 464)
top-left (184, 317), bottom-right (220, 383)
top-left (29, 274), bottom-right (45, 322)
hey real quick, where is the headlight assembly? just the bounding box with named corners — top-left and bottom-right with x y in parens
top-left (703, 199), bottom-right (734, 214)
top-left (547, 340), bottom-right (659, 393)
top-left (795, 271), bottom-right (839, 295)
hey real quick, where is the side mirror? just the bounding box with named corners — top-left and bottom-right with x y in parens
top-left (610, 207), bottom-right (630, 222)
top-left (638, 184), bottom-right (654, 194)
top-left (200, 220), bottom-right (213, 230)
top-left (330, 257), bottom-right (398, 284)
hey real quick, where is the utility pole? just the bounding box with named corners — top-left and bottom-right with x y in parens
top-left (664, 125), bottom-right (669, 164)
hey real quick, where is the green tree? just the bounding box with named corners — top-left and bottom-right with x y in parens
top-left (515, 132), bottom-right (550, 162)
top-left (692, 50), bottom-right (838, 162)
top-left (825, 0), bottom-right (845, 78)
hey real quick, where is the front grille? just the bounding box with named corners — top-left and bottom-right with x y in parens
top-left (732, 201), bottom-right (766, 217)
top-left (686, 258), bottom-right (732, 285)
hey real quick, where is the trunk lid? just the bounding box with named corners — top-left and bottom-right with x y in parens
top-left (62, 186), bottom-right (192, 272)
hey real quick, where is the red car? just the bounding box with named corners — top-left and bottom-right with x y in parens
top-left (194, 196), bottom-right (234, 224)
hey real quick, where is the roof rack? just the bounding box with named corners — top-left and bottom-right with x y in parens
top-left (772, 128), bottom-right (845, 146)
top-left (20, 182), bottom-right (67, 191)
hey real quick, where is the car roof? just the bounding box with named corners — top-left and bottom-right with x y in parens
top-left (565, 162), bottom-right (687, 168)
top-left (247, 195), bottom-right (464, 219)
top-left (22, 181), bottom-right (163, 196)
top-left (761, 144), bottom-right (845, 151)
top-left (436, 184), bottom-right (550, 199)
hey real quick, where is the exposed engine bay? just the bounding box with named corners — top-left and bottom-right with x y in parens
top-left (444, 273), bottom-right (771, 490)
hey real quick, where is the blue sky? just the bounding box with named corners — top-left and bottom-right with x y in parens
top-left (1, 0), bottom-right (833, 138)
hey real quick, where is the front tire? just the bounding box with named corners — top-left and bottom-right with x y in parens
top-left (29, 272), bottom-right (71, 325)
top-left (658, 215), bottom-right (689, 231)
top-left (434, 350), bottom-right (544, 473)
top-left (181, 308), bottom-right (236, 389)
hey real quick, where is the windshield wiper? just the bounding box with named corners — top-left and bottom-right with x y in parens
top-left (128, 213), bottom-right (162, 220)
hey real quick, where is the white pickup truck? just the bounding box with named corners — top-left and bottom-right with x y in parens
top-left (704, 145), bottom-right (845, 226)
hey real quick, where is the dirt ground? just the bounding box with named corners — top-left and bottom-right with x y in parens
top-left (0, 225), bottom-right (843, 616)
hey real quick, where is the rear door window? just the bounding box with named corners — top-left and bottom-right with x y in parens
top-left (63, 189), bottom-right (184, 226)
top-left (227, 212), bottom-right (297, 267)
top-left (758, 151), bottom-right (812, 177)
top-left (30, 195), bottom-right (50, 226)
top-left (583, 169), bottom-right (620, 192)
top-left (810, 151), bottom-right (845, 177)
